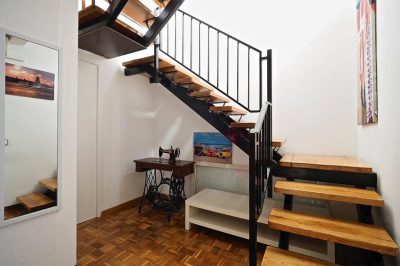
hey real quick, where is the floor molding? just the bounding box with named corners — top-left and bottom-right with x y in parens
top-left (101, 197), bottom-right (141, 217)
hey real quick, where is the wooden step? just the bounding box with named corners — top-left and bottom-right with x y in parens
top-left (152, 0), bottom-right (171, 8)
top-left (188, 82), bottom-right (213, 91)
top-left (280, 154), bottom-right (373, 174)
top-left (17, 192), bottom-right (55, 212)
top-left (272, 139), bottom-right (286, 148)
top-left (269, 209), bottom-right (398, 256)
top-left (275, 181), bottom-right (383, 207)
top-left (159, 65), bottom-right (176, 73)
top-left (39, 178), bottom-right (58, 192)
top-left (123, 56), bottom-right (173, 68)
top-left (79, 5), bottom-right (140, 36)
top-left (191, 91), bottom-right (230, 103)
top-left (121, 0), bottom-right (155, 27)
top-left (209, 106), bottom-right (247, 115)
top-left (230, 122), bottom-right (256, 129)
top-left (262, 246), bottom-right (336, 266)
top-left (174, 73), bottom-right (192, 84)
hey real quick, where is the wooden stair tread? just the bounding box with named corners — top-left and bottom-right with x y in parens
top-left (275, 181), bottom-right (383, 207)
top-left (123, 56), bottom-right (173, 68)
top-left (262, 246), bottom-right (335, 266)
top-left (79, 5), bottom-right (105, 25)
top-left (269, 209), bottom-right (398, 256)
top-left (191, 91), bottom-right (230, 103)
top-left (17, 192), bottom-right (55, 212)
top-left (121, 0), bottom-right (155, 27)
top-left (230, 122), bottom-right (255, 129)
top-left (280, 154), bottom-right (373, 173)
top-left (189, 82), bottom-right (213, 92)
top-left (79, 5), bottom-right (140, 36)
top-left (272, 139), bottom-right (286, 148)
top-left (159, 65), bottom-right (176, 73)
top-left (209, 106), bottom-right (247, 115)
top-left (152, 0), bottom-right (171, 8)
top-left (39, 178), bottom-right (58, 192)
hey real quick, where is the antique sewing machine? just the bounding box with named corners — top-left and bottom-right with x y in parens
top-left (159, 146), bottom-right (180, 164)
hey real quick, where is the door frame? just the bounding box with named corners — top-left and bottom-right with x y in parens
top-left (77, 58), bottom-right (103, 221)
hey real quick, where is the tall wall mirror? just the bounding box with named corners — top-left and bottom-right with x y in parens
top-left (0, 28), bottom-right (61, 226)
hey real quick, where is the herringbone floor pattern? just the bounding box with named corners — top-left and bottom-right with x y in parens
top-left (77, 205), bottom-right (265, 266)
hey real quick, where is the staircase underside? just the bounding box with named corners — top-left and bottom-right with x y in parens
top-left (78, 0), bottom-right (184, 58)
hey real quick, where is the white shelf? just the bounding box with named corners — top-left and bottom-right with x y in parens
top-left (185, 189), bottom-right (335, 262)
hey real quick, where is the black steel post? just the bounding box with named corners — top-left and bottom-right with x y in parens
top-left (249, 133), bottom-right (257, 266)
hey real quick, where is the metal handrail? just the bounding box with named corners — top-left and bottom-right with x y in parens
top-left (159, 9), bottom-right (271, 113)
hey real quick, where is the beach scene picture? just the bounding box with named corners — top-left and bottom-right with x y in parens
top-left (5, 63), bottom-right (55, 100)
top-left (193, 132), bottom-right (233, 164)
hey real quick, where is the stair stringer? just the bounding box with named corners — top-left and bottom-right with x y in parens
top-left (145, 66), bottom-right (251, 155)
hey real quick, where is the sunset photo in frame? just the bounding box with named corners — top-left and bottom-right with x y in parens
top-left (357, 0), bottom-right (378, 125)
top-left (5, 63), bottom-right (55, 101)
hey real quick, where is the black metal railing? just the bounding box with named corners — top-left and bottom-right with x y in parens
top-left (248, 101), bottom-right (273, 265)
top-left (159, 9), bottom-right (269, 112)
top-left (247, 49), bottom-right (273, 266)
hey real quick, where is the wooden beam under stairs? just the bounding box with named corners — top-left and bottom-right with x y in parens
top-left (17, 192), bottom-right (55, 212)
top-left (280, 154), bottom-right (373, 174)
top-left (262, 246), bottom-right (336, 266)
top-left (275, 181), bottom-right (384, 207)
top-left (269, 208), bottom-right (398, 256)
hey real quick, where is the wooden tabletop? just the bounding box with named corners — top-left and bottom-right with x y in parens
top-left (280, 154), bottom-right (373, 173)
top-left (134, 157), bottom-right (195, 178)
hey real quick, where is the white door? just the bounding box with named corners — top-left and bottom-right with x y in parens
top-left (77, 60), bottom-right (98, 224)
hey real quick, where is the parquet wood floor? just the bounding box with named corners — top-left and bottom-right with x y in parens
top-left (77, 205), bottom-right (265, 266)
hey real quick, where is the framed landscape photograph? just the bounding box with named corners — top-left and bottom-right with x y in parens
top-left (5, 63), bottom-right (55, 101)
top-left (357, 0), bottom-right (378, 125)
top-left (193, 132), bottom-right (233, 164)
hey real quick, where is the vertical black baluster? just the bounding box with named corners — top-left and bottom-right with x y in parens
top-left (199, 22), bottom-right (201, 75)
top-left (190, 18), bottom-right (193, 69)
top-left (259, 52), bottom-right (262, 111)
top-left (227, 37), bottom-right (229, 95)
top-left (217, 32), bottom-right (219, 88)
top-left (182, 13), bottom-right (184, 64)
top-left (174, 14), bottom-right (177, 58)
top-left (167, 22), bottom-right (170, 54)
top-left (248, 47), bottom-right (250, 110)
top-left (237, 42), bottom-right (239, 102)
top-left (207, 27), bottom-right (210, 81)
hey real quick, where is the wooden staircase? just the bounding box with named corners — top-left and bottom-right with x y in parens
top-left (262, 155), bottom-right (398, 265)
top-left (123, 56), bottom-right (263, 139)
top-left (17, 178), bottom-right (57, 212)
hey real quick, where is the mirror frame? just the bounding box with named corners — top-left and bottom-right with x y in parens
top-left (0, 27), bottom-right (62, 227)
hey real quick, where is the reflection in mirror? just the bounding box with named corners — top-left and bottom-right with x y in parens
top-left (3, 35), bottom-right (58, 221)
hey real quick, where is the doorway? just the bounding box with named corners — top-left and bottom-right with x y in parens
top-left (77, 60), bottom-right (98, 224)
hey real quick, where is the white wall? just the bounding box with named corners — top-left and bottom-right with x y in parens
top-left (5, 42), bottom-right (58, 206)
top-left (357, 1), bottom-right (400, 264)
top-left (0, 0), bottom-right (77, 265)
top-left (79, 50), bottom-right (158, 211)
top-left (79, 46), bottom-right (249, 211)
top-left (180, 0), bottom-right (359, 156)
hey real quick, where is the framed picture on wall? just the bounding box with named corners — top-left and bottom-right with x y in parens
top-left (193, 132), bottom-right (233, 164)
top-left (5, 63), bottom-right (55, 100)
top-left (357, 0), bottom-right (378, 125)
